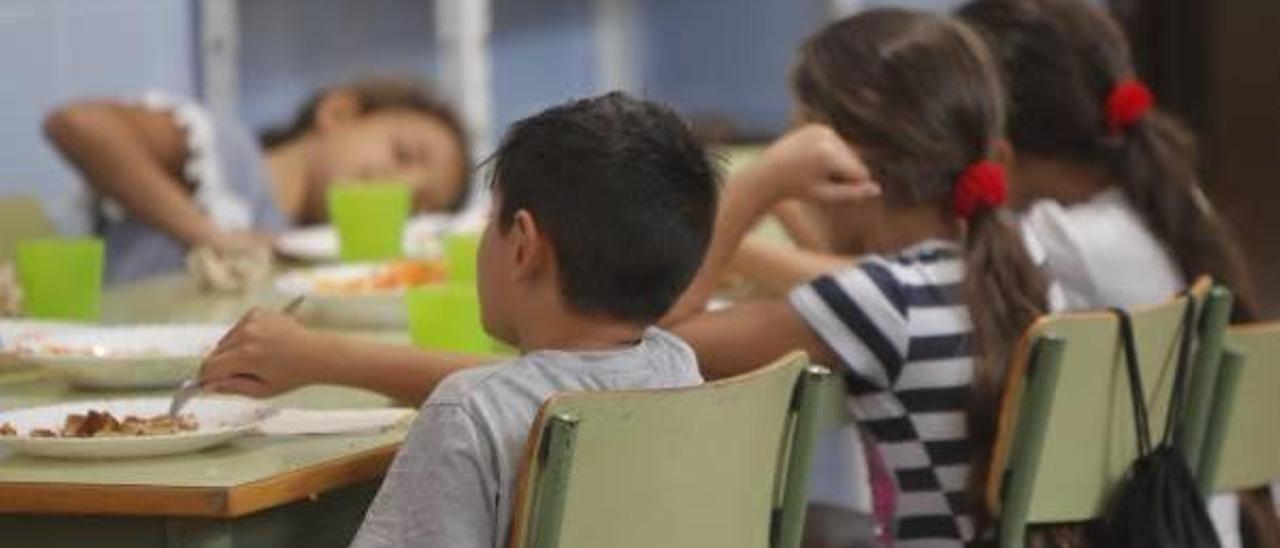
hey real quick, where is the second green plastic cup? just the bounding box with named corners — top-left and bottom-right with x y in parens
top-left (327, 182), bottom-right (411, 262)
top-left (406, 284), bottom-right (493, 354)
top-left (15, 237), bottom-right (104, 321)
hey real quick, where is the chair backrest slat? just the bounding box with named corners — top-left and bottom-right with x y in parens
top-left (1198, 349), bottom-right (1245, 494)
top-left (1210, 323), bottom-right (1280, 492)
top-left (509, 351), bottom-right (826, 548)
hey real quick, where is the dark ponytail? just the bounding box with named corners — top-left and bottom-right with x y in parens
top-left (964, 206), bottom-right (1050, 405)
top-left (1118, 111), bottom-right (1258, 320)
top-left (960, 0), bottom-right (1259, 321)
top-left (963, 205), bottom-right (1049, 533)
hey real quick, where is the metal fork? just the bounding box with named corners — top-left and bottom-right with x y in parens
top-left (167, 296), bottom-right (306, 417)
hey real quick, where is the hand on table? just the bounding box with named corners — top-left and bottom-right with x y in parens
top-left (751, 124), bottom-right (881, 203)
top-left (187, 230), bottom-right (275, 293)
top-left (199, 309), bottom-right (336, 398)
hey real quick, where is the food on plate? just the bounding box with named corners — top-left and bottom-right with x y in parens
top-left (312, 259), bottom-right (448, 295)
top-left (1, 411), bottom-right (199, 438)
top-left (20, 343), bottom-right (173, 358)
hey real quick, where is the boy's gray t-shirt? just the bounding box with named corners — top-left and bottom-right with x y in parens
top-left (350, 327), bottom-right (703, 548)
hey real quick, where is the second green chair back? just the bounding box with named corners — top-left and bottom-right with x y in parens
top-left (1202, 322), bottom-right (1280, 493)
top-left (508, 351), bottom-right (830, 548)
top-left (988, 284), bottom-right (1232, 546)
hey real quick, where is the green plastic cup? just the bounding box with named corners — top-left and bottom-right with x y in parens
top-left (406, 284), bottom-right (493, 353)
top-left (15, 237), bottom-right (104, 321)
top-left (327, 182), bottom-right (411, 262)
top-left (444, 231), bottom-right (482, 282)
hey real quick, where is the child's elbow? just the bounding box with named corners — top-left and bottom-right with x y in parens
top-left (43, 107), bottom-right (80, 147)
top-left (43, 103), bottom-right (106, 147)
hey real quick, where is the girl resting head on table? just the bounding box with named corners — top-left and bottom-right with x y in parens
top-left (45, 77), bottom-right (471, 283)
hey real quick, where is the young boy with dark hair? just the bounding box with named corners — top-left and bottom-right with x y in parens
top-left (197, 93), bottom-right (719, 548)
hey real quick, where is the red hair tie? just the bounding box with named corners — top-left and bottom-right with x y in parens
top-left (1106, 79), bottom-right (1154, 135)
top-left (952, 160), bottom-right (1007, 220)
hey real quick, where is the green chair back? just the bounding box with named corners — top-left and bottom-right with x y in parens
top-left (0, 195), bottom-right (57, 263)
top-left (508, 351), bottom-right (830, 548)
top-left (1203, 323), bottom-right (1280, 492)
top-left (988, 284), bottom-right (1232, 546)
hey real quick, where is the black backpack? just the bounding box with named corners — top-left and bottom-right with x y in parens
top-left (1098, 302), bottom-right (1221, 548)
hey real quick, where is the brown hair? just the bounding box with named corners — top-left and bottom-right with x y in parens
top-left (792, 8), bottom-right (1048, 534)
top-left (959, 0), bottom-right (1259, 322)
top-left (260, 77), bottom-right (473, 211)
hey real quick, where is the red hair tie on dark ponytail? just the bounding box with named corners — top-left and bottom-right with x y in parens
top-left (1106, 79), bottom-right (1154, 135)
top-left (952, 160), bottom-right (1007, 220)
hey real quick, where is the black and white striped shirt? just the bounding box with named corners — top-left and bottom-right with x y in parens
top-left (789, 239), bottom-right (976, 546)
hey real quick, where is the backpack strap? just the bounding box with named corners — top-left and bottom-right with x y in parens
top-left (1159, 295), bottom-right (1198, 446)
top-left (1112, 308), bottom-right (1153, 457)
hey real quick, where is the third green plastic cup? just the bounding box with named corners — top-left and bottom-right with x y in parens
top-left (15, 237), bottom-right (104, 321)
top-left (406, 284), bottom-right (493, 353)
top-left (327, 182), bottom-right (411, 262)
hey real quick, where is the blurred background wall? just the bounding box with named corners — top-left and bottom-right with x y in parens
top-left (0, 0), bottom-right (970, 224)
top-left (0, 0), bottom-right (193, 232)
top-left (0, 0), bottom-right (1272, 314)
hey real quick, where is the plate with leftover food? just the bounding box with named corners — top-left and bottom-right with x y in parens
top-left (0, 396), bottom-right (271, 459)
top-left (275, 259), bottom-right (448, 327)
top-left (0, 319), bottom-right (85, 372)
top-left (15, 324), bottom-right (228, 389)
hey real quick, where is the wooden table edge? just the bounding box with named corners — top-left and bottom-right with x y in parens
top-left (0, 442), bottom-right (401, 518)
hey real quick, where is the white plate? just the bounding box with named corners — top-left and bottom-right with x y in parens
top-left (15, 325), bottom-right (228, 389)
top-left (275, 214), bottom-right (452, 263)
top-left (0, 320), bottom-right (88, 372)
top-left (275, 263), bottom-right (423, 328)
top-left (0, 396), bottom-right (271, 459)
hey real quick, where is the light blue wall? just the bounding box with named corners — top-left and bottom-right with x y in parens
top-left (238, 0), bottom-right (601, 146)
top-left (490, 0), bottom-right (598, 140)
top-left (0, 0), bottom-right (194, 232)
top-left (0, 0), bottom-right (970, 232)
top-left (239, 0), bottom-right (974, 140)
top-left (638, 0), bottom-right (827, 138)
top-left (238, 0), bottom-right (440, 133)
top-left (865, 0), bottom-right (967, 11)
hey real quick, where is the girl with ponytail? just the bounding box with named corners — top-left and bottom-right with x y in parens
top-left (668, 9), bottom-right (1046, 544)
top-left (958, 1), bottom-right (1265, 545)
top-left (958, 0), bottom-right (1258, 322)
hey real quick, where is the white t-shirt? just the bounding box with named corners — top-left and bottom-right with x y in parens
top-left (1020, 188), bottom-right (1185, 311)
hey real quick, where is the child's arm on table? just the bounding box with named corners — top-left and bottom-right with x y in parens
top-left (44, 101), bottom-right (258, 252)
top-left (664, 125), bottom-right (877, 323)
top-left (199, 309), bottom-right (495, 406)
